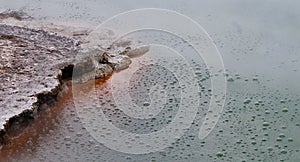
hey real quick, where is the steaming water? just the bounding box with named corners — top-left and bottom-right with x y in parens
top-left (0, 0), bottom-right (299, 161)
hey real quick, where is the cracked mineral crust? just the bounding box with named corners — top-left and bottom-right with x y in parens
top-left (0, 23), bottom-right (149, 138)
top-left (0, 10), bottom-right (149, 142)
top-left (0, 24), bottom-right (78, 130)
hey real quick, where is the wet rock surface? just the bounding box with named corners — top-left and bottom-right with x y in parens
top-left (0, 17), bottom-right (149, 144)
top-left (0, 24), bottom-right (78, 139)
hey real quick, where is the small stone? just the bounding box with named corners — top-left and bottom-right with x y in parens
top-left (107, 55), bottom-right (132, 71)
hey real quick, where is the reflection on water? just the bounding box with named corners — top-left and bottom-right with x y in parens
top-left (0, 0), bottom-right (300, 161)
top-left (0, 66), bottom-right (299, 161)
top-left (0, 78), bottom-right (109, 161)
top-left (0, 81), bottom-right (74, 161)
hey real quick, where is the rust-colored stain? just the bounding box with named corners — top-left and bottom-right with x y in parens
top-left (0, 76), bottom-right (111, 161)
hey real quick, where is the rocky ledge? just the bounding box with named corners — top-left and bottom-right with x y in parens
top-left (0, 23), bottom-right (149, 144)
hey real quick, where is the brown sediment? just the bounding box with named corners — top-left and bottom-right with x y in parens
top-left (0, 74), bottom-right (112, 161)
top-left (0, 65), bottom-right (71, 145)
top-left (0, 23), bottom-right (78, 145)
top-left (0, 22), bottom-right (149, 148)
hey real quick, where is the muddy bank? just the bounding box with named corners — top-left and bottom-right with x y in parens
top-left (0, 19), bottom-right (149, 145)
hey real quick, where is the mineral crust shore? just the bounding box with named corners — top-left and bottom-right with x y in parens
top-left (0, 23), bottom-right (149, 144)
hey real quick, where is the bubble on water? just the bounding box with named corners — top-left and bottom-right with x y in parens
top-left (278, 133), bottom-right (285, 138)
top-left (243, 98), bottom-right (251, 104)
top-left (227, 77), bottom-right (234, 82)
top-left (280, 149), bottom-right (288, 154)
top-left (216, 152), bottom-right (224, 157)
top-left (281, 108), bottom-right (288, 112)
top-left (262, 122), bottom-right (270, 127)
top-left (252, 76), bottom-right (258, 81)
top-left (267, 147), bottom-right (274, 151)
top-left (64, 136), bottom-right (71, 141)
top-left (280, 100), bottom-right (287, 103)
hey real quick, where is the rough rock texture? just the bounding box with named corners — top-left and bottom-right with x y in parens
top-left (0, 10), bottom-right (150, 145)
top-left (0, 23), bottom-right (150, 144)
top-left (106, 55), bottom-right (132, 71)
top-left (0, 24), bottom-right (78, 136)
top-left (109, 39), bottom-right (150, 58)
top-left (72, 46), bottom-right (114, 83)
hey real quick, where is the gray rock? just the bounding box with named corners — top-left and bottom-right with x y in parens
top-left (106, 54), bottom-right (132, 71)
top-left (95, 63), bottom-right (113, 78)
top-left (109, 39), bottom-right (150, 57)
top-left (73, 61), bottom-right (113, 83)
